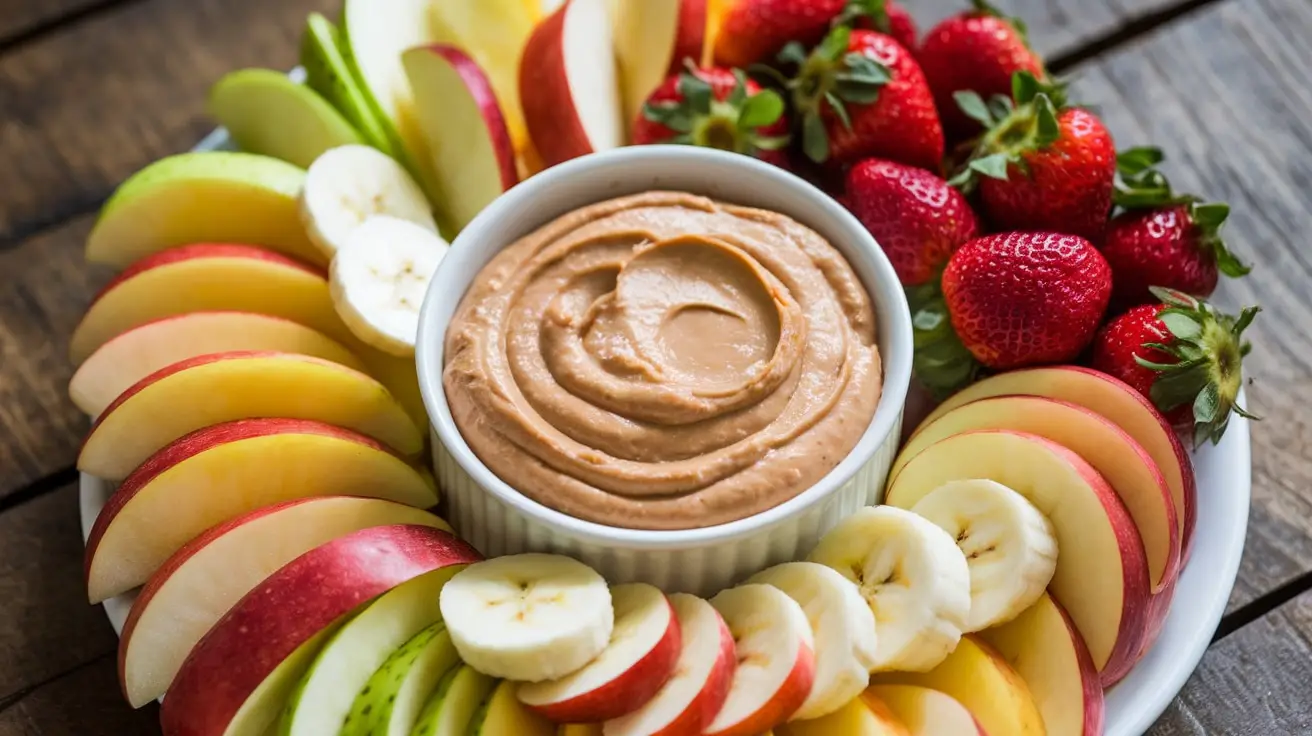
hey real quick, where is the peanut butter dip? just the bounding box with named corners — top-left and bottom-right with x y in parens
top-left (443, 192), bottom-right (882, 529)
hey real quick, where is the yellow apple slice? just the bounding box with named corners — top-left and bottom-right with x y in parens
top-left (158, 525), bottom-right (481, 736)
top-left (893, 394), bottom-right (1180, 596)
top-left (85, 417), bottom-right (436, 602)
top-left (468, 680), bottom-right (555, 736)
top-left (863, 686), bottom-right (986, 736)
top-left (69, 311), bottom-right (363, 417)
top-left (77, 351), bottom-right (424, 480)
top-left (117, 496), bottom-right (450, 707)
top-left (558, 725), bottom-right (603, 736)
top-left (85, 152), bottom-right (321, 268)
top-left (871, 636), bottom-right (1044, 735)
top-left (979, 593), bottom-right (1105, 736)
top-left (69, 243), bottom-right (347, 364)
top-left (777, 696), bottom-right (910, 736)
top-left (612, 0), bottom-right (706, 129)
top-left (885, 430), bottom-right (1152, 687)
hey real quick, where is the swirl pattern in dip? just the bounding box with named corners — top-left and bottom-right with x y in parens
top-left (443, 192), bottom-right (882, 529)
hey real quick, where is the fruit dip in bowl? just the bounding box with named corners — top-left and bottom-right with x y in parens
top-left (417, 145), bottom-right (912, 594)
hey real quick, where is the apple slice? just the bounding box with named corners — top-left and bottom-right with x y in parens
top-left (894, 394), bottom-right (1180, 596)
top-left (979, 593), bottom-right (1104, 736)
top-left (300, 12), bottom-right (400, 159)
top-left (520, 0), bottom-right (624, 166)
top-left (776, 697), bottom-right (910, 736)
top-left (209, 69), bottom-right (363, 168)
top-left (279, 563), bottom-right (469, 736)
top-left (559, 725), bottom-right (603, 736)
top-left (340, 623), bottom-right (460, 736)
top-left (469, 680), bottom-right (556, 736)
top-left (85, 152), bottom-right (321, 268)
top-left (86, 418), bottom-right (437, 602)
top-left (411, 665), bottom-right (499, 736)
top-left (603, 593), bottom-right (735, 736)
top-left (871, 636), bottom-right (1043, 735)
top-left (863, 686), bottom-right (985, 736)
top-left (704, 584), bottom-right (815, 736)
top-left (158, 525), bottom-right (481, 736)
top-left (520, 583), bottom-right (681, 723)
top-left (612, 0), bottom-right (707, 127)
top-left (403, 46), bottom-right (519, 233)
top-left (69, 311), bottom-right (362, 417)
top-left (920, 366), bottom-right (1196, 558)
top-left (885, 430), bottom-right (1152, 686)
top-left (78, 351), bottom-right (423, 480)
top-left (117, 496), bottom-right (449, 707)
top-left (69, 243), bottom-right (347, 364)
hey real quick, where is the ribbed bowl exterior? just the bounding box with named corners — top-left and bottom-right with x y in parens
top-left (433, 413), bottom-right (901, 596)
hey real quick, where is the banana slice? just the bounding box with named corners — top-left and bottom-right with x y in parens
top-left (747, 562), bottom-right (878, 721)
top-left (329, 214), bottom-right (449, 356)
top-left (911, 479), bottom-right (1058, 632)
top-left (300, 143), bottom-right (438, 258)
top-left (808, 506), bottom-right (970, 673)
top-left (439, 553), bottom-right (614, 683)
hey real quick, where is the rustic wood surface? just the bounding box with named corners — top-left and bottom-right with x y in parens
top-left (0, 0), bottom-right (1308, 733)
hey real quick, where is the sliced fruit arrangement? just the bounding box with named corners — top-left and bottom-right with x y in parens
top-left (208, 69), bottom-right (363, 168)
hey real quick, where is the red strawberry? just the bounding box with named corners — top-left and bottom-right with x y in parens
top-left (1092, 288), bottom-right (1259, 446)
top-left (713, 0), bottom-right (848, 68)
top-left (845, 158), bottom-right (979, 285)
top-left (1101, 146), bottom-right (1250, 306)
top-left (918, 0), bottom-right (1045, 140)
top-left (634, 65), bottom-right (791, 165)
top-left (785, 27), bottom-right (943, 171)
top-left (840, 0), bottom-right (919, 52)
top-left (942, 231), bottom-right (1112, 369)
top-left (952, 72), bottom-right (1116, 244)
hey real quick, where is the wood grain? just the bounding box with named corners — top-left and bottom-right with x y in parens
top-left (0, 0), bottom-right (109, 45)
top-left (1065, 0), bottom-right (1312, 613)
top-left (0, 656), bottom-right (160, 736)
top-left (1149, 590), bottom-right (1312, 734)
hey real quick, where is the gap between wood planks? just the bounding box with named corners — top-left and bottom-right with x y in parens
top-left (0, 0), bottom-right (146, 51)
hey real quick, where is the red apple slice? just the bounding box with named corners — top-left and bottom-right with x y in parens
top-left (863, 686), bottom-right (986, 736)
top-left (894, 394), bottom-right (1180, 596)
top-left (117, 496), bottom-right (450, 707)
top-left (85, 417), bottom-right (438, 603)
top-left (921, 366), bottom-right (1196, 558)
top-left (520, 0), bottom-right (624, 166)
top-left (158, 525), bottom-right (480, 736)
top-left (885, 430), bottom-right (1152, 687)
top-left (519, 583), bottom-right (681, 722)
top-left (403, 45), bottom-right (519, 233)
top-left (612, 0), bottom-right (707, 126)
top-left (704, 584), bottom-right (815, 736)
top-left (69, 311), bottom-right (363, 417)
top-left (979, 593), bottom-right (1105, 736)
top-left (77, 351), bottom-right (423, 480)
top-left (69, 243), bottom-right (348, 364)
top-left (603, 593), bottom-right (735, 736)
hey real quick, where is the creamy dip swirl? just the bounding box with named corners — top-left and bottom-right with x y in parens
top-left (443, 192), bottom-right (882, 529)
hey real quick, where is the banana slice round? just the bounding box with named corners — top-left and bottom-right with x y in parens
top-left (911, 479), bottom-right (1058, 632)
top-left (439, 553), bottom-right (614, 683)
top-left (747, 562), bottom-right (879, 721)
top-left (300, 143), bottom-right (438, 258)
top-left (808, 506), bottom-right (970, 673)
top-left (329, 214), bottom-right (449, 356)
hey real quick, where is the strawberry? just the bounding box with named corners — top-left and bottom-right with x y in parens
top-left (838, 0), bottom-right (919, 52)
top-left (918, 0), bottom-right (1045, 140)
top-left (845, 158), bottom-right (979, 286)
top-left (1092, 287), bottom-right (1259, 446)
top-left (782, 26), bottom-right (943, 170)
top-left (713, 0), bottom-right (848, 68)
top-left (942, 231), bottom-right (1112, 369)
top-left (1101, 146), bottom-right (1250, 307)
top-left (634, 65), bottom-right (790, 165)
top-left (952, 72), bottom-right (1117, 244)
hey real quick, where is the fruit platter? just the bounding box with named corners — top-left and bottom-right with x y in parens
top-left (70, 0), bottom-right (1258, 735)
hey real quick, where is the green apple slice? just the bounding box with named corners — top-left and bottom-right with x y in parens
top-left (300, 12), bottom-right (398, 159)
top-left (277, 565), bottom-right (467, 736)
top-left (409, 665), bottom-right (497, 736)
top-left (86, 151), bottom-right (323, 267)
top-left (209, 68), bottom-right (363, 168)
top-left (468, 680), bottom-right (556, 736)
top-left (340, 622), bottom-right (460, 736)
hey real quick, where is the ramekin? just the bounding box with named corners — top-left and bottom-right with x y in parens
top-left (416, 145), bottom-right (912, 595)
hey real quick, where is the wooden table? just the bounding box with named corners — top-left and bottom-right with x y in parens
top-left (0, 0), bottom-right (1308, 732)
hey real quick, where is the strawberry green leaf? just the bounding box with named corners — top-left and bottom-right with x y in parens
top-left (825, 91), bottom-right (855, 130)
top-left (835, 80), bottom-right (882, 104)
top-left (987, 94), bottom-right (1014, 122)
top-left (728, 69), bottom-right (751, 107)
top-left (642, 101), bottom-right (694, 133)
top-left (968, 153), bottom-right (1012, 180)
top-left (1033, 94), bottom-right (1061, 146)
top-left (817, 26), bottom-right (852, 62)
top-left (1192, 383), bottom-right (1221, 423)
top-left (802, 114), bottom-right (831, 163)
top-left (1233, 305), bottom-right (1261, 336)
top-left (955, 91), bottom-right (995, 127)
top-left (753, 133), bottom-right (792, 151)
top-left (838, 0), bottom-right (890, 32)
top-left (739, 89), bottom-right (785, 129)
top-left (678, 72), bottom-right (714, 114)
top-left (840, 54), bottom-right (893, 85)
top-left (1012, 71), bottom-right (1042, 105)
top-left (1117, 146), bottom-right (1165, 175)
top-left (1159, 310), bottom-right (1203, 341)
top-left (1191, 202), bottom-right (1230, 230)
top-left (776, 42), bottom-right (809, 68)
top-left (1149, 286), bottom-right (1198, 309)
top-left (1213, 244), bottom-right (1252, 278)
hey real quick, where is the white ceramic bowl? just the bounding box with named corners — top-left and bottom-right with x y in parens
top-left (415, 145), bottom-right (914, 595)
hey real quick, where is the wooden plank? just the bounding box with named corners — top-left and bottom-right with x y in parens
top-left (0, 656), bottom-right (159, 736)
top-left (1064, 0), bottom-right (1312, 612)
top-left (0, 0), bottom-right (107, 45)
top-left (1149, 590), bottom-right (1312, 734)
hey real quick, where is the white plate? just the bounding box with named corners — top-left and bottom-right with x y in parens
top-left (76, 128), bottom-right (1251, 736)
